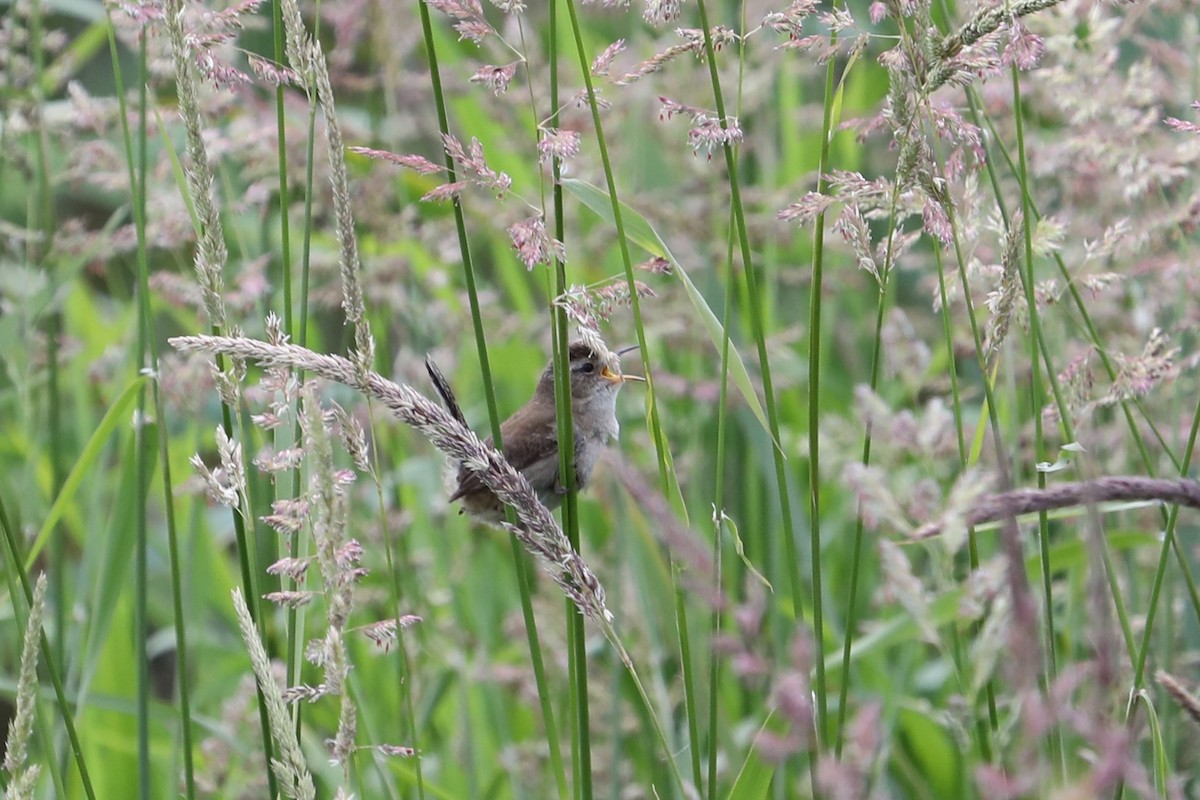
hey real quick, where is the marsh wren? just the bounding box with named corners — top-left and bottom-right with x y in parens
top-left (426, 341), bottom-right (644, 522)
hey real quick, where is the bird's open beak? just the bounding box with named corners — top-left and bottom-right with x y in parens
top-left (608, 344), bottom-right (645, 383)
top-left (601, 365), bottom-right (645, 384)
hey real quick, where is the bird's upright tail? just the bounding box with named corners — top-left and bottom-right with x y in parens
top-left (425, 355), bottom-right (468, 428)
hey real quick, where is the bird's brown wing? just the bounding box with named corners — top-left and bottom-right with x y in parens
top-left (448, 400), bottom-right (559, 502)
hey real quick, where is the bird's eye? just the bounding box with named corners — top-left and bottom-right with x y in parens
top-left (578, 362), bottom-right (595, 373)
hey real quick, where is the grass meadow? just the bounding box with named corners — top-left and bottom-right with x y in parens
top-left (2, 0), bottom-right (1200, 796)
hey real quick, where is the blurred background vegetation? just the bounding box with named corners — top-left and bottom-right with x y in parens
top-left (2, 0), bottom-right (1200, 796)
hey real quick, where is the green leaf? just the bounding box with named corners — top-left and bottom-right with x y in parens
top-left (725, 712), bottom-right (777, 800)
top-left (26, 376), bottom-right (148, 568)
top-left (828, 37), bottom-right (863, 134)
top-left (562, 178), bottom-right (776, 445)
top-left (718, 508), bottom-right (772, 594)
top-left (898, 706), bottom-right (961, 796)
top-left (1131, 689), bottom-right (1168, 797)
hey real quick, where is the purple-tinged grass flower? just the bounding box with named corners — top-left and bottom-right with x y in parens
top-left (637, 256), bottom-right (672, 274)
top-left (508, 215), bottom-right (566, 269)
top-left (262, 497), bottom-right (310, 536)
top-left (470, 62), bottom-right (518, 95)
top-left (615, 27), bottom-right (738, 86)
top-left (348, 146), bottom-right (442, 174)
top-left (264, 590), bottom-right (317, 608)
top-left (642, 0), bottom-right (681, 26)
top-left (425, 0), bottom-right (495, 43)
top-left (267, 557), bottom-right (312, 582)
top-left (1095, 328), bottom-right (1179, 407)
top-left (376, 744), bottom-right (418, 757)
top-left (248, 54), bottom-right (300, 87)
top-left (590, 38), bottom-right (626, 76)
top-left (833, 203), bottom-right (882, 282)
top-left (1001, 16), bottom-right (1044, 70)
top-left (537, 127), bottom-right (581, 163)
top-left (488, 0), bottom-right (525, 13)
top-left (254, 446), bottom-right (305, 473)
top-left (1157, 672), bottom-right (1200, 727)
top-left (1165, 102), bottom-right (1200, 135)
top-left (763, 0), bottom-right (820, 40)
top-left (571, 87), bottom-right (612, 109)
top-left (421, 180), bottom-right (470, 202)
top-left (359, 616), bottom-right (422, 652)
top-left (687, 114), bottom-right (742, 158)
top-left (778, 191), bottom-right (835, 226)
top-left (441, 133), bottom-right (511, 196)
top-left (658, 96), bottom-right (742, 157)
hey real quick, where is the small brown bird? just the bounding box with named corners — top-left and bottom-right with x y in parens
top-left (426, 341), bottom-right (643, 522)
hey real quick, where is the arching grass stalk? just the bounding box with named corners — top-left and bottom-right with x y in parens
top-left (283, 7), bottom-right (321, 739)
top-left (271, 0), bottom-right (293, 335)
top-left (705, 0), bottom-right (755, 782)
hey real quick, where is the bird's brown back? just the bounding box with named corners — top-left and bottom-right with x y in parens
top-left (448, 397), bottom-right (559, 503)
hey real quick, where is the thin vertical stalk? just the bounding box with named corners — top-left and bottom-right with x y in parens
top-left (28, 0), bottom-right (65, 677)
top-left (1008, 59), bottom-right (1066, 771)
top-left (962, 87), bottom-right (1200, 650)
top-left (160, 0), bottom-right (279, 787)
top-left (559, 0), bottom-right (686, 792)
top-left (280, 0), bottom-right (318, 747)
top-left (547, 1), bottom-right (580, 795)
top-left (414, 3), bottom-right (565, 797)
top-left (0, 493), bottom-right (96, 799)
top-left (132, 32), bottom-right (152, 800)
top-left (271, 0), bottom-right (292, 334)
top-left (104, 14), bottom-right (196, 795)
top-left (931, 244), bottom-right (995, 762)
top-left (834, 222), bottom-right (895, 755)
top-left (690, 0), bottom-right (809, 738)
top-left (707, 204), bottom-right (737, 798)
